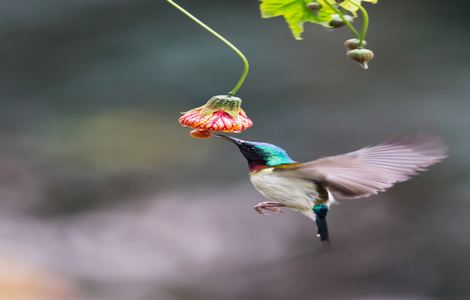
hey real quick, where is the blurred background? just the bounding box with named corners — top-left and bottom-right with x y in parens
top-left (0, 0), bottom-right (469, 299)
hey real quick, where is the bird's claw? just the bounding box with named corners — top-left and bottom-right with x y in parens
top-left (254, 202), bottom-right (286, 215)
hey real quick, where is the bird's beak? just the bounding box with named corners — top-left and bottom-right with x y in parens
top-left (213, 134), bottom-right (244, 146)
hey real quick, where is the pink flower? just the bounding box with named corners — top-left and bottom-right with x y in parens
top-left (179, 95), bottom-right (253, 133)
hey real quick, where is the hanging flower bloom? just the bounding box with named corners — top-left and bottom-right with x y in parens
top-left (179, 95), bottom-right (253, 136)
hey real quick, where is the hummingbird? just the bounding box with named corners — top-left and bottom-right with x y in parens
top-left (213, 134), bottom-right (447, 242)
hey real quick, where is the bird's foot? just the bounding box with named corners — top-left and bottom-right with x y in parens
top-left (254, 202), bottom-right (286, 215)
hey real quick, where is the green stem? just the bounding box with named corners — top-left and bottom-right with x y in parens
top-left (323, 0), bottom-right (360, 39)
top-left (350, 1), bottom-right (369, 48)
top-left (165, 0), bottom-right (249, 96)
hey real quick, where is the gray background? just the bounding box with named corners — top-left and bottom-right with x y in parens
top-left (0, 0), bottom-right (469, 299)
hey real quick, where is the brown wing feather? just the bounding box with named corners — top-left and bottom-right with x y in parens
top-left (295, 136), bottom-right (447, 199)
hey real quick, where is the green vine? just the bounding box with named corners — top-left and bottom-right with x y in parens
top-left (165, 0), bottom-right (249, 96)
top-left (350, 0), bottom-right (369, 48)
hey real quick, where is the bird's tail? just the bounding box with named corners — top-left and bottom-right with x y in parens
top-left (313, 204), bottom-right (329, 242)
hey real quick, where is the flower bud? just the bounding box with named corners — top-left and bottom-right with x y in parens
top-left (347, 48), bottom-right (374, 69)
top-left (344, 38), bottom-right (367, 50)
top-left (329, 14), bottom-right (354, 28)
top-left (306, 2), bottom-right (322, 12)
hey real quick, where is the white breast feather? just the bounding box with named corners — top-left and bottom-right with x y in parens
top-left (249, 169), bottom-right (318, 211)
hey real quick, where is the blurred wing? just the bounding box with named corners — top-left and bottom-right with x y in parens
top-left (295, 136), bottom-right (447, 199)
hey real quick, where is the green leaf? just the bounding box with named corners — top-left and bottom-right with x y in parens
top-left (260, 0), bottom-right (378, 40)
top-left (260, 0), bottom-right (336, 40)
top-left (339, 0), bottom-right (378, 16)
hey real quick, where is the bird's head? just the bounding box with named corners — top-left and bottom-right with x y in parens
top-left (214, 134), bottom-right (296, 169)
